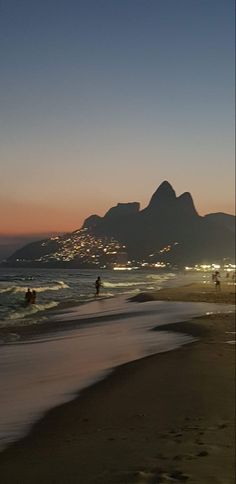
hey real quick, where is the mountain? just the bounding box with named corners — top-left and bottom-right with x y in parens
top-left (5, 181), bottom-right (235, 267)
top-left (204, 213), bottom-right (235, 233)
top-left (0, 233), bottom-right (54, 262)
top-left (146, 180), bottom-right (177, 209)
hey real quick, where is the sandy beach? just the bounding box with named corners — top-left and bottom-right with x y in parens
top-left (0, 283), bottom-right (235, 484)
top-left (131, 281), bottom-right (236, 305)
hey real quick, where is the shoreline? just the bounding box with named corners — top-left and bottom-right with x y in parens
top-left (0, 284), bottom-right (235, 483)
top-left (130, 282), bottom-right (236, 305)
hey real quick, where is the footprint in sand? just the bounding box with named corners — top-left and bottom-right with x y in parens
top-left (161, 470), bottom-right (189, 481)
top-left (194, 439), bottom-right (204, 445)
top-left (113, 469), bottom-right (157, 483)
top-left (172, 453), bottom-right (196, 462)
top-left (135, 470), bottom-right (158, 483)
top-left (217, 423), bottom-right (227, 429)
top-left (134, 469), bottom-right (189, 483)
top-left (196, 450), bottom-right (209, 457)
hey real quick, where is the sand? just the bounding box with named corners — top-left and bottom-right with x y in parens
top-left (131, 281), bottom-right (236, 305)
top-left (0, 284), bottom-right (235, 483)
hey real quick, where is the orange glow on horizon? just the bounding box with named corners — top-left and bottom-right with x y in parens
top-left (0, 199), bottom-right (85, 236)
top-left (1, 195), bottom-right (235, 237)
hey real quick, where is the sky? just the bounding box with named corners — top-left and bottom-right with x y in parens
top-left (0, 0), bottom-right (235, 238)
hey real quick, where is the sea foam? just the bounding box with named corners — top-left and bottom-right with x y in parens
top-left (0, 301), bottom-right (59, 325)
top-left (0, 281), bottom-right (69, 294)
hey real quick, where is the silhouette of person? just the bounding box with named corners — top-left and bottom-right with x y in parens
top-left (25, 288), bottom-right (32, 304)
top-left (95, 276), bottom-right (102, 296)
top-left (214, 271), bottom-right (221, 291)
top-left (31, 290), bottom-right (37, 304)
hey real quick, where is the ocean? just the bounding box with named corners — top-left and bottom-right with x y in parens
top-left (0, 267), bottom-right (185, 329)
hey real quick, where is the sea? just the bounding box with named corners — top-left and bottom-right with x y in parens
top-left (0, 268), bottom-right (234, 451)
top-left (0, 267), bottom-right (196, 329)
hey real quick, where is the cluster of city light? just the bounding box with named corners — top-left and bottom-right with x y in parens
top-left (148, 242), bottom-right (179, 257)
top-left (112, 260), bottom-right (169, 271)
top-left (113, 266), bottom-right (133, 271)
top-left (185, 263), bottom-right (236, 272)
top-left (13, 230), bottom-right (235, 271)
top-left (159, 245), bottom-right (171, 254)
top-left (28, 228), bottom-right (127, 265)
top-left (14, 229), bottom-right (184, 268)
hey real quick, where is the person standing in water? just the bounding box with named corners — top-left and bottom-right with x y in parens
top-left (25, 288), bottom-right (32, 304)
top-left (31, 290), bottom-right (37, 304)
top-left (95, 276), bottom-right (102, 296)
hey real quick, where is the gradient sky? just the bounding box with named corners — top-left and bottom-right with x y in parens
top-left (1, 0), bottom-right (235, 236)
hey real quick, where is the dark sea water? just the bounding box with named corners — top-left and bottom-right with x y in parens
top-left (0, 268), bottom-right (182, 329)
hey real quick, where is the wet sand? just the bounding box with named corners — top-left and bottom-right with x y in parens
top-left (131, 281), bottom-right (236, 304)
top-left (0, 285), bottom-right (235, 483)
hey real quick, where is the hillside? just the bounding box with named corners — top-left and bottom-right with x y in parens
top-left (5, 181), bottom-right (235, 268)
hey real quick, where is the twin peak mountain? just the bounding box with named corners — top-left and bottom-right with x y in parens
top-left (8, 181), bottom-right (235, 266)
top-left (83, 181), bottom-right (197, 230)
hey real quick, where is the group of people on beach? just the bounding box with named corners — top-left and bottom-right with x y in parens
top-left (212, 270), bottom-right (236, 291)
top-left (25, 288), bottom-right (37, 305)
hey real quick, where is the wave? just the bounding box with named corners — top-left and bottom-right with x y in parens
top-left (0, 281), bottom-right (69, 294)
top-left (0, 276), bottom-right (35, 282)
top-left (0, 301), bottom-right (59, 325)
top-left (121, 289), bottom-right (140, 295)
top-left (103, 281), bottom-right (146, 288)
top-left (146, 273), bottom-right (176, 280)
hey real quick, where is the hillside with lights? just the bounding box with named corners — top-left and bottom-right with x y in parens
top-left (5, 182), bottom-right (235, 269)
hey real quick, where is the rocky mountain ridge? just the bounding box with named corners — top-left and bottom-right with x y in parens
top-left (5, 181), bottom-right (235, 267)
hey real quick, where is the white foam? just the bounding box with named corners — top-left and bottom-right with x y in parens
top-left (0, 301), bottom-right (59, 325)
top-left (103, 281), bottom-right (143, 288)
top-left (146, 273), bottom-right (175, 280)
top-left (0, 281), bottom-right (69, 294)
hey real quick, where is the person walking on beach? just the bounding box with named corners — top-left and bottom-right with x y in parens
top-left (95, 276), bottom-right (102, 296)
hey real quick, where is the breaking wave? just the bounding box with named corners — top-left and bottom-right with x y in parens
top-left (0, 301), bottom-right (59, 325)
top-left (0, 281), bottom-right (69, 294)
top-left (146, 273), bottom-right (175, 280)
top-left (103, 281), bottom-right (147, 288)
